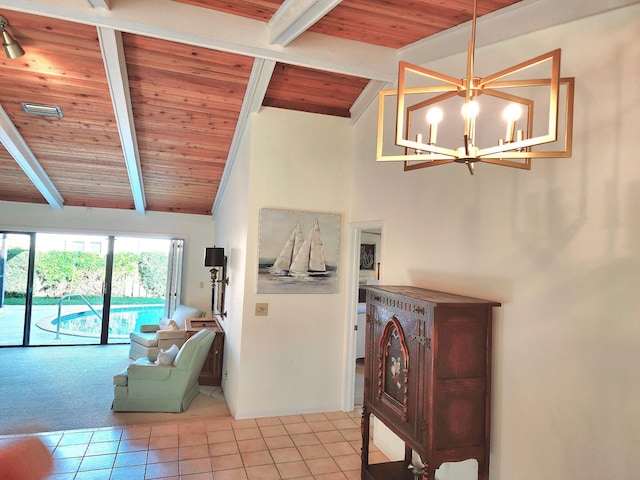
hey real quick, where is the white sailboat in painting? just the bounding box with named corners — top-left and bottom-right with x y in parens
top-left (289, 218), bottom-right (327, 277)
top-left (268, 221), bottom-right (303, 275)
top-left (269, 218), bottom-right (328, 277)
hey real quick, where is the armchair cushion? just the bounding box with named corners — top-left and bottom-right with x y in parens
top-left (113, 371), bottom-right (128, 386)
top-left (140, 324), bottom-right (160, 333)
top-left (127, 360), bottom-right (173, 380)
top-left (155, 329), bottom-right (186, 341)
top-left (129, 331), bottom-right (158, 348)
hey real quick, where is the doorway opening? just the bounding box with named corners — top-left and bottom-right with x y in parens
top-left (344, 221), bottom-right (383, 411)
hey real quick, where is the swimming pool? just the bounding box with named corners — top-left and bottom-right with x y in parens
top-left (37, 305), bottom-right (165, 338)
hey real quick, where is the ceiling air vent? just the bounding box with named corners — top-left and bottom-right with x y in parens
top-left (21, 102), bottom-right (63, 118)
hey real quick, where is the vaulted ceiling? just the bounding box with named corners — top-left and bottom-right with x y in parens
top-left (0, 0), bottom-right (526, 216)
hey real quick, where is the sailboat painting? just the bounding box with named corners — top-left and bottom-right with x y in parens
top-left (258, 208), bottom-right (340, 293)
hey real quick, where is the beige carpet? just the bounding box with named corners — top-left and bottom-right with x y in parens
top-left (0, 344), bottom-right (229, 435)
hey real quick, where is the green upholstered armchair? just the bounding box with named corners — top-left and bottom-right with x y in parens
top-left (113, 329), bottom-right (215, 412)
top-left (128, 304), bottom-right (205, 361)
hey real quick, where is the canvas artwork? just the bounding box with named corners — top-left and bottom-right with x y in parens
top-left (258, 208), bottom-right (340, 294)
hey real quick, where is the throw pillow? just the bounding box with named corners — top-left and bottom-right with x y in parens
top-left (158, 319), bottom-right (179, 330)
top-left (164, 320), bottom-right (178, 331)
top-left (156, 344), bottom-right (179, 365)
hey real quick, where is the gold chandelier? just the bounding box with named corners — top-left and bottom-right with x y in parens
top-left (376, 0), bottom-right (574, 175)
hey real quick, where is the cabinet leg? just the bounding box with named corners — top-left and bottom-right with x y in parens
top-left (478, 458), bottom-right (489, 480)
top-left (361, 407), bottom-right (370, 475)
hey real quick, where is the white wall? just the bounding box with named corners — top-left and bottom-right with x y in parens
top-left (0, 202), bottom-right (215, 311)
top-left (351, 5), bottom-right (640, 480)
top-left (210, 119), bottom-right (252, 417)
top-left (226, 107), bottom-right (353, 418)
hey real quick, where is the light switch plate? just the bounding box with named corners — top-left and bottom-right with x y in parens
top-left (255, 303), bottom-right (269, 316)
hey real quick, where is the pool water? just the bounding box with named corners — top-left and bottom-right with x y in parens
top-left (44, 305), bottom-right (165, 338)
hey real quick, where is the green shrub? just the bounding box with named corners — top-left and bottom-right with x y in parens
top-left (4, 249), bottom-right (168, 300)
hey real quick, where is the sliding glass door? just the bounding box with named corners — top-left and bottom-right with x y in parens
top-left (106, 237), bottom-right (171, 344)
top-left (0, 232), bottom-right (182, 347)
top-left (30, 233), bottom-right (108, 346)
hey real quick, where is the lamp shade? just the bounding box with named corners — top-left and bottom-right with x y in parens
top-left (204, 247), bottom-right (225, 267)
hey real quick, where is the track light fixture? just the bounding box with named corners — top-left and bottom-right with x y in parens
top-left (0, 15), bottom-right (25, 59)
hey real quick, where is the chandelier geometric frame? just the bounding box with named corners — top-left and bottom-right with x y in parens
top-left (376, 0), bottom-right (575, 175)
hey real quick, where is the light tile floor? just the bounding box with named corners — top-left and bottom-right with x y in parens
top-left (0, 410), bottom-right (389, 479)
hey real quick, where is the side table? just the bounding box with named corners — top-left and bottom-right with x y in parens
top-left (186, 316), bottom-right (225, 386)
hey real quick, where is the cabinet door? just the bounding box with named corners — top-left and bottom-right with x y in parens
top-left (430, 306), bottom-right (489, 454)
top-left (366, 299), bottom-right (429, 449)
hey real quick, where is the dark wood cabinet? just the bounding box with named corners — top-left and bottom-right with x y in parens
top-left (361, 286), bottom-right (500, 480)
top-left (186, 316), bottom-right (225, 386)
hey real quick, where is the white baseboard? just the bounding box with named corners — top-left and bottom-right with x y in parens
top-left (233, 402), bottom-right (347, 420)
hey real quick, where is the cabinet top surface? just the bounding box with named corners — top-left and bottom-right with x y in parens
top-left (367, 285), bottom-right (501, 307)
top-left (186, 317), bottom-right (223, 334)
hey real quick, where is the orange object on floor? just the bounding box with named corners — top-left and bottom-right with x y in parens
top-left (0, 437), bottom-right (52, 480)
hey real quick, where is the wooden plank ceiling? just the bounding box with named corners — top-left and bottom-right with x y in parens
top-left (0, 0), bottom-right (521, 216)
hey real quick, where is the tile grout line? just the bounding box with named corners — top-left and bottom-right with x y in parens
top-left (1, 409), bottom-right (380, 479)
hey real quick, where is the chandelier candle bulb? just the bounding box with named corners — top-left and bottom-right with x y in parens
top-left (415, 133), bottom-right (423, 154)
top-left (505, 121), bottom-right (516, 143)
top-left (503, 103), bottom-right (523, 143)
top-left (426, 107), bottom-right (443, 145)
top-left (461, 100), bottom-right (479, 119)
top-left (461, 100), bottom-right (479, 148)
top-left (429, 124), bottom-right (438, 145)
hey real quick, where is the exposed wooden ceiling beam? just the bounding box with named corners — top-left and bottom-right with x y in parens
top-left (0, 0), bottom-right (397, 82)
top-left (97, 26), bottom-right (146, 215)
top-left (0, 106), bottom-right (64, 210)
top-left (212, 58), bottom-right (276, 217)
top-left (85, 0), bottom-right (109, 9)
top-left (349, 80), bottom-right (386, 125)
top-left (247, 59), bottom-right (277, 115)
top-left (268, 0), bottom-right (342, 46)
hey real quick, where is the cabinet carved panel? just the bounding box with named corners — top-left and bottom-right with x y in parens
top-left (378, 316), bottom-right (409, 421)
